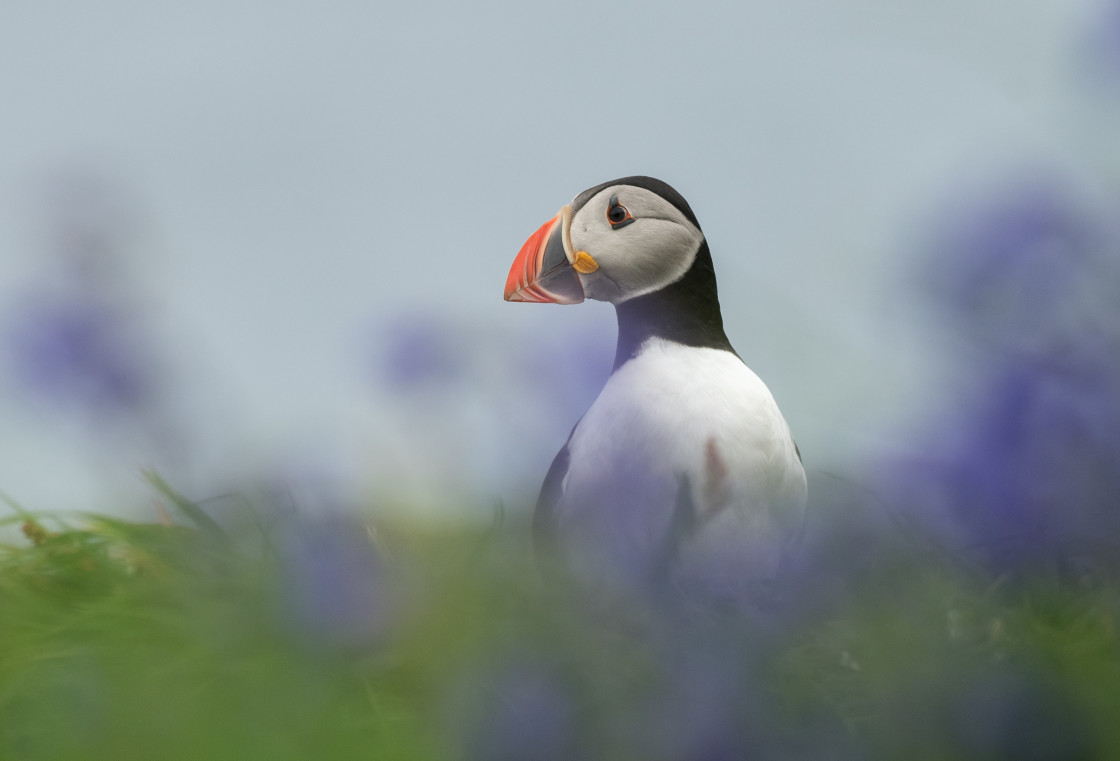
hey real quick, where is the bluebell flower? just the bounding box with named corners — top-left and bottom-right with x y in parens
top-left (618, 643), bottom-right (769, 760)
top-left (373, 313), bottom-right (467, 392)
top-left (884, 177), bottom-right (1120, 572)
top-left (921, 177), bottom-right (1110, 354)
top-left (518, 322), bottom-right (613, 420)
top-left (448, 659), bottom-right (585, 761)
top-left (607, 621), bottom-right (856, 761)
top-left (902, 353), bottom-right (1120, 570)
top-left (276, 515), bottom-right (393, 650)
top-left (5, 293), bottom-right (154, 416)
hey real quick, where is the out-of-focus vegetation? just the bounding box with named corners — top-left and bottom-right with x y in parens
top-left (5, 165), bottom-right (1120, 759)
top-left (1, 469), bottom-right (1118, 760)
top-left (5, 8), bottom-right (1120, 758)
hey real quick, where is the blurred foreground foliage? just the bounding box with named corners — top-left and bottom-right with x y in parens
top-left (1, 478), bottom-right (1118, 761)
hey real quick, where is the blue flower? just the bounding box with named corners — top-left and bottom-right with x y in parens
top-left (448, 660), bottom-right (584, 761)
top-left (276, 516), bottom-right (393, 650)
top-left (373, 313), bottom-right (467, 391)
top-left (884, 177), bottom-right (1120, 572)
top-left (619, 644), bottom-right (769, 760)
top-left (5, 294), bottom-right (154, 416)
top-left (921, 177), bottom-right (1109, 353)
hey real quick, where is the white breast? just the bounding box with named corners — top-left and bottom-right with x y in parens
top-left (559, 338), bottom-right (807, 586)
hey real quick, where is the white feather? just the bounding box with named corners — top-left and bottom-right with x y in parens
top-left (569, 186), bottom-right (705, 304)
top-left (557, 337), bottom-right (807, 587)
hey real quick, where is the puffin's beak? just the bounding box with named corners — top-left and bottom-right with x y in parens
top-left (504, 205), bottom-right (585, 304)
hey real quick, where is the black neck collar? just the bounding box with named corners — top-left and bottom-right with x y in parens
top-left (612, 240), bottom-right (736, 371)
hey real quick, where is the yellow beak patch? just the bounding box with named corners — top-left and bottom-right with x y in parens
top-left (572, 250), bottom-right (599, 274)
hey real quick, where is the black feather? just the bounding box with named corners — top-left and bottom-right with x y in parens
top-left (570, 176), bottom-right (736, 369)
top-left (533, 421), bottom-right (579, 562)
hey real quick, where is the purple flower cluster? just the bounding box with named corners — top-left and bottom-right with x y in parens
top-left (886, 175), bottom-right (1120, 573)
top-left (6, 294), bottom-right (154, 417)
top-left (374, 313), bottom-right (469, 392)
top-left (274, 514), bottom-right (394, 651)
top-left (920, 177), bottom-right (1113, 354)
top-left (448, 660), bottom-right (585, 761)
top-left (2, 170), bottom-right (169, 448)
top-left (441, 596), bottom-right (867, 761)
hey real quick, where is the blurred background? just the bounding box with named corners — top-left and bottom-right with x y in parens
top-left (6, 4), bottom-right (1120, 759)
top-left (2, 0), bottom-right (1118, 522)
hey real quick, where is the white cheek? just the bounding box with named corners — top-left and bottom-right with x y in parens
top-left (580, 220), bottom-right (702, 303)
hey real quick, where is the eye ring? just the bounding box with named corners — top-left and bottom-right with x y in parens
top-left (607, 194), bottom-right (634, 230)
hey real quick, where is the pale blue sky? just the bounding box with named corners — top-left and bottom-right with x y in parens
top-left (0, 0), bottom-right (1111, 516)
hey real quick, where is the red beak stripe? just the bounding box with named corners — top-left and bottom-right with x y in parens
top-left (504, 208), bottom-right (585, 304)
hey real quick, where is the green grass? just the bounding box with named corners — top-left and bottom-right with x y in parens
top-left (0, 485), bottom-right (1118, 760)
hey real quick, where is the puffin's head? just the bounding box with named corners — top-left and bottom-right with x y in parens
top-left (504, 176), bottom-right (705, 305)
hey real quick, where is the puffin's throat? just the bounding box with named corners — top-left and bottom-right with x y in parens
top-left (612, 241), bottom-right (735, 370)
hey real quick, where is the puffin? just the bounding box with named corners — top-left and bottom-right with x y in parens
top-left (505, 176), bottom-right (807, 600)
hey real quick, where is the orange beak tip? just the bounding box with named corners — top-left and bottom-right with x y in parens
top-left (503, 209), bottom-right (584, 305)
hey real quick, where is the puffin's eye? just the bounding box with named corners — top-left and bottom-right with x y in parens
top-left (607, 195), bottom-right (634, 229)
